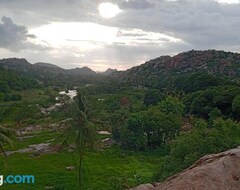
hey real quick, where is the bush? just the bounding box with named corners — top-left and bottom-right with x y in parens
top-left (10, 94), bottom-right (22, 101)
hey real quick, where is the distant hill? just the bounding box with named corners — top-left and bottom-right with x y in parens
top-left (0, 58), bottom-right (32, 72)
top-left (0, 58), bottom-right (108, 87)
top-left (101, 68), bottom-right (118, 76)
top-left (34, 62), bottom-right (63, 69)
top-left (68, 66), bottom-right (97, 76)
top-left (113, 50), bottom-right (240, 92)
top-left (2, 50), bottom-right (240, 91)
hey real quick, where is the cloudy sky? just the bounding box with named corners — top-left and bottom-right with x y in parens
top-left (0, 0), bottom-right (240, 71)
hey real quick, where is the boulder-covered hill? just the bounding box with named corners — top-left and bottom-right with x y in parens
top-left (131, 146), bottom-right (240, 190)
top-left (113, 50), bottom-right (240, 91)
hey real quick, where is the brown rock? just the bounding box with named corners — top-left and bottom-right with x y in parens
top-left (130, 184), bottom-right (154, 190)
top-left (154, 147), bottom-right (240, 190)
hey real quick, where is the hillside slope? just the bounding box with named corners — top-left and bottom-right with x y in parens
top-left (114, 50), bottom-right (240, 91)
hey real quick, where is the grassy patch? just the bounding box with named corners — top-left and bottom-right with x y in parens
top-left (0, 150), bottom-right (161, 190)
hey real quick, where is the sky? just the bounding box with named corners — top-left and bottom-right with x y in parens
top-left (0, 0), bottom-right (240, 71)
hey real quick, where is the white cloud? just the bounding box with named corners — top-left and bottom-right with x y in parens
top-left (29, 21), bottom-right (181, 53)
top-left (215, 0), bottom-right (239, 4)
top-left (29, 22), bottom-right (117, 49)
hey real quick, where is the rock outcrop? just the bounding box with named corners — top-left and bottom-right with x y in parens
top-left (132, 147), bottom-right (240, 190)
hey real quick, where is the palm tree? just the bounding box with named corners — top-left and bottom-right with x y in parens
top-left (58, 94), bottom-right (98, 189)
top-left (0, 125), bottom-right (13, 157)
top-left (14, 103), bottom-right (37, 142)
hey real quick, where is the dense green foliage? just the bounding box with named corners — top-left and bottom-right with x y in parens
top-left (0, 68), bottom-right (38, 92)
top-left (120, 97), bottom-right (183, 150)
top-left (153, 118), bottom-right (240, 181)
top-left (143, 89), bottom-right (165, 107)
top-left (183, 85), bottom-right (240, 119)
top-left (174, 71), bottom-right (233, 93)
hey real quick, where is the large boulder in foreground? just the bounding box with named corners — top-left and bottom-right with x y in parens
top-left (132, 147), bottom-right (240, 190)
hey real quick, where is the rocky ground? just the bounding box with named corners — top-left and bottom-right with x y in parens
top-left (3, 124), bottom-right (113, 157)
top-left (132, 146), bottom-right (240, 190)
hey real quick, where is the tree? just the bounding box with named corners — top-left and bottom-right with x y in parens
top-left (208, 108), bottom-right (222, 124)
top-left (232, 95), bottom-right (240, 120)
top-left (142, 106), bottom-right (181, 148)
top-left (153, 118), bottom-right (240, 181)
top-left (14, 103), bottom-right (38, 141)
top-left (144, 89), bottom-right (165, 107)
top-left (121, 99), bottom-right (182, 150)
top-left (105, 96), bottom-right (121, 113)
top-left (187, 86), bottom-right (240, 119)
top-left (121, 113), bottom-right (147, 150)
top-left (190, 90), bottom-right (215, 118)
top-left (158, 96), bottom-right (185, 116)
top-left (58, 93), bottom-right (98, 189)
top-left (0, 81), bottom-right (10, 93)
top-left (10, 94), bottom-right (22, 101)
top-left (110, 109), bottom-right (130, 142)
top-left (0, 125), bottom-right (13, 157)
top-left (0, 93), bottom-right (4, 103)
top-left (174, 71), bottom-right (223, 93)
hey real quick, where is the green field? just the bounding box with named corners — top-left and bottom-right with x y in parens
top-left (0, 129), bottom-right (162, 190)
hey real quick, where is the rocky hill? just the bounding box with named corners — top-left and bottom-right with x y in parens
top-left (0, 58), bottom-right (32, 72)
top-left (114, 50), bottom-right (240, 91)
top-left (132, 146), bottom-right (240, 190)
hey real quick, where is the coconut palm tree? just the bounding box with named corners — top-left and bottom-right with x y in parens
top-left (0, 125), bottom-right (13, 157)
top-left (58, 94), bottom-right (98, 189)
top-left (14, 103), bottom-right (37, 142)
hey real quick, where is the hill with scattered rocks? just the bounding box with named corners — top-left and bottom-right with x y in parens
top-left (113, 50), bottom-right (240, 91)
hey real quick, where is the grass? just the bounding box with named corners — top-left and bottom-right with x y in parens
top-left (1, 88), bottom-right (50, 106)
top-left (0, 88), bottom-right (59, 124)
top-left (4, 130), bottom-right (59, 151)
top-left (0, 149), bottom-right (161, 190)
top-left (0, 130), bottom-right (163, 190)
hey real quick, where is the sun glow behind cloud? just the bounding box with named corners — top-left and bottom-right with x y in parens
top-left (98, 2), bottom-right (122, 18)
top-left (29, 22), bottom-right (181, 50)
top-left (29, 22), bottom-right (118, 49)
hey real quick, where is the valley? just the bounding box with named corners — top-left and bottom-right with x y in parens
top-left (1, 50), bottom-right (240, 189)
